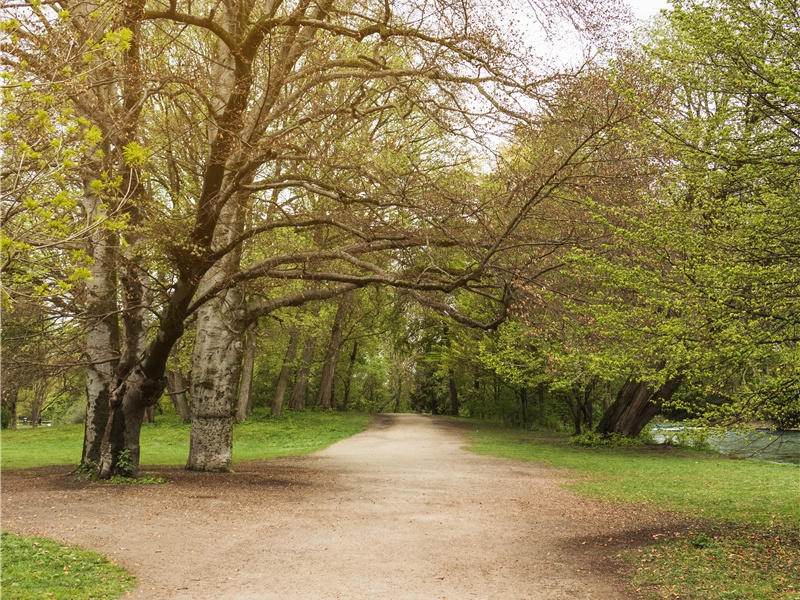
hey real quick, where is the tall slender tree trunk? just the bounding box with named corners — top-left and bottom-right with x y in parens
top-left (448, 369), bottom-right (460, 416)
top-left (4, 387), bottom-right (19, 429)
top-left (581, 379), bottom-right (596, 430)
top-left (317, 293), bottom-right (352, 409)
top-left (596, 376), bottom-right (682, 437)
top-left (235, 321), bottom-right (259, 422)
top-left (289, 336), bottom-right (316, 411)
top-left (166, 370), bottom-right (190, 422)
top-left (340, 340), bottom-right (358, 412)
top-left (519, 386), bottom-right (529, 428)
top-left (80, 185), bottom-right (120, 466)
top-left (29, 379), bottom-right (49, 427)
top-left (272, 329), bottom-right (300, 417)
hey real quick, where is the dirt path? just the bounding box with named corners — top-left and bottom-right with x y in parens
top-left (2, 414), bottom-right (679, 599)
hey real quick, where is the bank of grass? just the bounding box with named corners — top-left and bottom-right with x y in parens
top-left (1, 409), bottom-right (371, 470)
top-left (0, 531), bottom-right (136, 600)
top-left (463, 424), bottom-right (800, 600)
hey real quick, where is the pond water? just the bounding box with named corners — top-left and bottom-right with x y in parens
top-left (651, 425), bottom-right (800, 465)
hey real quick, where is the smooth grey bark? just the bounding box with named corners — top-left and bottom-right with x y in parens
top-left (166, 370), bottom-right (190, 422)
top-left (316, 292), bottom-right (352, 409)
top-left (271, 329), bottom-right (300, 417)
top-left (80, 184), bottom-right (120, 466)
top-left (235, 321), bottom-right (259, 422)
top-left (289, 335), bottom-right (316, 411)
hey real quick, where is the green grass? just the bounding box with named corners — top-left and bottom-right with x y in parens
top-left (463, 424), bottom-right (800, 600)
top-left (1, 409), bottom-right (371, 470)
top-left (0, 531), bottom-right (136, 600)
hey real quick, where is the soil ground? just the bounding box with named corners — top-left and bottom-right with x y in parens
top-left (1, 414), bottom-right (686, 599)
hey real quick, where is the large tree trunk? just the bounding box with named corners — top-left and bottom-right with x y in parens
top-left (316, 293), bottom-right (352, 409)
top-left (80, 185), bottom-right (120, 466)
top-left (187, 290), bottom-right (246, 472)
top-left (166, 369), bottom-right (190, 422)
top-left (596, 376), bottom-right (683, 437)
top-left (289, 335), bottom-right (316, 411)
top-left (271, 329), bottom-right (300, 417)
top-left (235, 321), bottom-right (259, 422)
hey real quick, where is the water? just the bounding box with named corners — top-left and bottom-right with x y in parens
top-left (651, 425), bottom-right (800, 465)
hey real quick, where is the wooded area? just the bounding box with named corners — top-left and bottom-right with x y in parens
top-left (2, 0), bottom-right (798, 479)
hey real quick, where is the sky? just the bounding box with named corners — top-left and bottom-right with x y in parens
top-left (627, 0), bottom-right (670, 20)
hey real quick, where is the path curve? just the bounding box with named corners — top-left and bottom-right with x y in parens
top-left (2, 414), bottom-right (673, 599)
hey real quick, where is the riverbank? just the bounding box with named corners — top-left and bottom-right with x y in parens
top-left (463, 424), bottom-right (799, 599)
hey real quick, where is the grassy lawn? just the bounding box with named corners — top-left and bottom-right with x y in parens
top-left (463, 424), bottom-right (800, 600)
top-left (1, 409), bottom-right (371, 599)
top-left (0, 531), bottom-right (136, 600)
top-left (1, 409), bottom-right (371, 470)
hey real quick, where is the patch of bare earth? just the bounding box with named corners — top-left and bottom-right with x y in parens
top-left (1, 414), bottom-right (688, 599)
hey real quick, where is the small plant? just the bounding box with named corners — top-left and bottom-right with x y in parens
top-left (73, 460), bottom-right (98, 481)
top-left (116, 449), bottom-right (134, 477)
top-left (105, 475), bottom-right (165, 485)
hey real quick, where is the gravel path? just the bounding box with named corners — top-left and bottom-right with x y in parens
top-left (2, 414), bottom-right (678, 599)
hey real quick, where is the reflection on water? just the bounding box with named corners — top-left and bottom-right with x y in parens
top-left (651, 425), bottom-right (800, 465)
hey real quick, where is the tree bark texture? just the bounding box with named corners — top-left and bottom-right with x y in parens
top-left (80, 186), bottom-right (120, 466)
top-left (316, 293), bottom-right (352, 409)
top-left (596, 376), bottom-right (683, 437)
top-left (166, 370), bottom-right (191, 422)
top-left (187, 290), bottom-right (246, 472)
top-left (3, 387), bottom-right (19, 429)
top-left (235, 322), bottom-right (259, 422)
top-left (519, 386), bottom-right (529, 428)
top-left (289, 335), bottom-right (316, 411)
top-left (448, 369), bottom-right (460, 416)
top-left (271, 329), bottom-right (300, 417)
top-left (341, 340), bottom-right (358, 412)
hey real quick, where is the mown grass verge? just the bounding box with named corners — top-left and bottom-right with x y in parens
top-left (462, 424), bottom-right (800, 600)
top-left (1, 409), bottom-right (371, 470)
top-left (0, 531), bottom-right (136, 600)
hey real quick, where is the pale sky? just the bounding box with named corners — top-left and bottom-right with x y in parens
top-left (627, 0), bottom-right (670, 20)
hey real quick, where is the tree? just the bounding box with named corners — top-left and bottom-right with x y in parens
top-left (569, 0), bottom-right (800, 433)
top-left (4, 0), bottom-right (635, 476)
